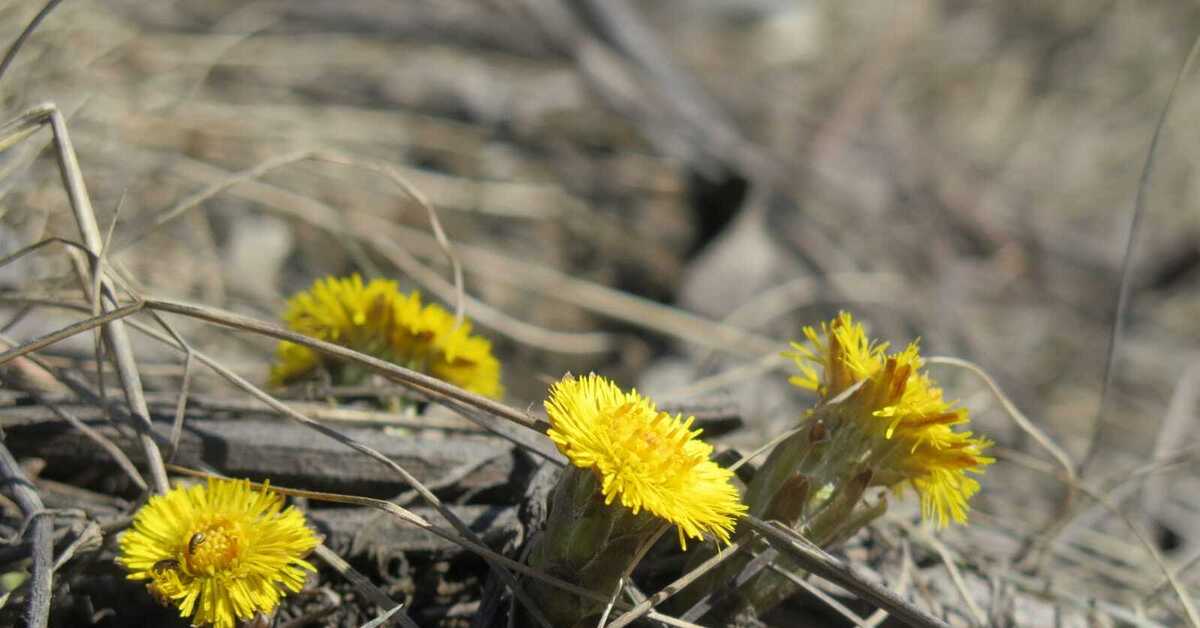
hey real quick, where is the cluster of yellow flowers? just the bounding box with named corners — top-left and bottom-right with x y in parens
top-left (116, 295), bottom-right (992, 627)
top-left (785, 312), bottom-right (994, 526)
top-left (269, 274), bottom-right (502, 398)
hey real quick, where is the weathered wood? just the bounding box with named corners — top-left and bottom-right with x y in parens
top-left (4, 417), bottom-right (517, 499)
top-left (310, 504), bottom-right (519, 559)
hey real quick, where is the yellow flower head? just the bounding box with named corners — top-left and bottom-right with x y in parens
top-left (786, 312), bottom-right (994, 526)
top-left (269, 274), bottom-right (502, 397)
top-left (118, 478), bottom-right (319, 628)
top-left (422, 305), bottom-right (504, 399)
top-left (544, 374), bottom-right (747, 549)
top-left (891, 426), bottom-right (992, 526)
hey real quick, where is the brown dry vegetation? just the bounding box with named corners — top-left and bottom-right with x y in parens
top-left (0, 1), bottom-right (1198, 626)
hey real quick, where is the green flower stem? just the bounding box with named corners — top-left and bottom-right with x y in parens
top-left (525, 467), bottom-right (659, 628)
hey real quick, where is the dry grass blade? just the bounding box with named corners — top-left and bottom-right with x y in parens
top-left (0, 441), bottom-right (51, 628)
top-left (1141, 362), bottom-right (1200, 518)
top-left (894, 520), bottom-right (986, 626)
top-left (143, 297), bottom-right (547, 433)
top-left (987, 442), bottom-right (1200, 625)
top-left (310, 545), bottom-right (416, 628)
top-left (764, 563), bottom-right (872, 628)
top-left (0, 0), bottom-right (65, 85)
top-left (0, 301), bottom-right (144, 367)
top-left (311, 150), bottom-right (468, 325)
top-left (1080, 29), bottom-right (1200, 477)
top-left (1067, 484), bottom-right (1200, 626)
top-left (742, 515), bottom-right (951, 628)
top-left (605, 538), bottom-right (748, 628)
top-left (27, 395), bottom-right (148, 492)
top-left (0, 104), bottom-right (171, 495)
top-left (125, 151), bottom-right (613, 354)
top-left (358, 604), bottom-right (408, 628)
top-left (50, 521), bottom-right (101, 573)
top-left (167, 350), bottom-right (194, 462)
top-left (926, 356), bottom-right (1075, 482)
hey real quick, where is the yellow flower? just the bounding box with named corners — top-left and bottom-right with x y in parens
top-left (544, 374), bottom-right (747, 549)
top-left (422, 306), bottom-right (504, 398)
top-left (891, 426), bottom-right (992, 526)
top-left (786, 311), bottom-right (886, 400)
top-left (786, 312), bottom-right (993, 526)
top-left (269, 274), bottom-right (502, 397)
top-left (118, 478), bottom-right (319, 628)
top-left (269, 275), bottom-right (397, 385)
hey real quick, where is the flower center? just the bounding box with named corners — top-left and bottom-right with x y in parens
top-left (608, 403), bottom-right (696, 479)
top-left (182, 517), bottom-right (245, 576)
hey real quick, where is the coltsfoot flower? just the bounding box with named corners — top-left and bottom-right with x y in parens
top-left (785, 311), bottom-right (994, 526)
top-left (118, 478), bottom-right (319, 628)
top-left (269, 274), bottom-right (502, 397)
top-left (544, 373), bottom-right (746, 549)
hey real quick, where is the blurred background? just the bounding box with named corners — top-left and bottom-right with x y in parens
top-left (2, 1), bottom-right (1199, 625)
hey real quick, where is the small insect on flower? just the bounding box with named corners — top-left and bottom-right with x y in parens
top-left (544, 373), bottom-right (747, 549)
top-left (187, 531), bottom-right (206, 556)
top-left (152, 559), bottom-right (180, 575)
top-left (118, 478), bottom-right (319, 628)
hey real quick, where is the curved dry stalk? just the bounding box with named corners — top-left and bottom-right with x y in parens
top-left (118, 150), bottom-right (613, 354)
top-left (310, 150), bottom-right (467, 325)
top-left (925, 355), bottom-right (1081, 573)
top-left (0, 0), bottom-right (65, 85)
top-left (939, 359), bottom-right (1200, 623)
top-left (143, 296), bottom-right (547, 433)
top-left (926, 356), bottom-right (1076, 483)
top-left (1081, 30), bottom-right (1200, 476)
